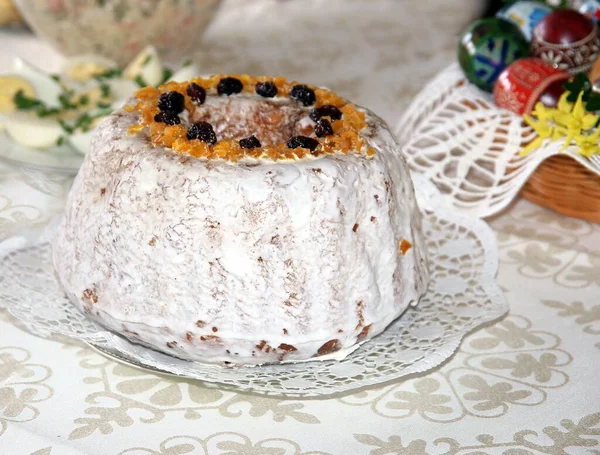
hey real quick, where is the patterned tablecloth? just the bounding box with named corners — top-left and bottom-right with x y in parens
top-left (1, 1), bottom-right (599, 454)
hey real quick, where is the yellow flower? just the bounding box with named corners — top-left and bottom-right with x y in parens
top-left (531, 102), bottom-right (555, 123)
top-left (556, 92), bottom-right (573, 115)
top-left (574, 128), bottom-right (600, 158)
top-left (520, 112), bottom-right (554, 156)
top-left (519, 136), bottom-right (545, 157)
top-left (553, 124), bottom-right (568, 141)
top-left (573, 92), bottom-right (598, 128)
top-left (523, 114), bottom-right (554, 137)
top-left (520, 92), bottom-right (600, 158)
top-left (554, 92), bottom-right (598, 151)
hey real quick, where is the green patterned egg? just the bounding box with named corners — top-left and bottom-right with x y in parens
top-left (458, 18), bottom-right (530, 92)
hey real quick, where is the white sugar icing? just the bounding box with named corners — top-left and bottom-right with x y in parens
top-left (53, 94), bottom-right (429, 365)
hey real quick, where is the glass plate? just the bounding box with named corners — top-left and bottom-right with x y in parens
top-left (0, 129), bottom-right (83, 174)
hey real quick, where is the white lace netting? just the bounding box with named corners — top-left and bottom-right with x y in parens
top-left (0, 176), bottom-right (506, 397)
top-left (395, 63), bottom-right (600, 219)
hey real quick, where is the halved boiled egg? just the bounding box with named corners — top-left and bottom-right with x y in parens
top-left (3, 111), bottom-right (63, 148)
top-left (73, 85), bottom-right (113, 108)
top-left (107, 78), bottom-right (138, 102)
top-left (123, 45), bottom-right (163, 87)
top-left (68, 128), bottom-right (95, 156)
top-left (62, 55), bottom-right (118, 83)
top-left (11, 58), bottom-right (63, 108)
top-left (68, 104), bottom-right (115, 155)
top-left (167, 62), bottom-right (200, 83)
top-left (0, 76), bottom-right (36, 113)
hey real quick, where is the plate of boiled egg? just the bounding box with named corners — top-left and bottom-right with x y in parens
top-left (0, 46), bottom-right (199, 174)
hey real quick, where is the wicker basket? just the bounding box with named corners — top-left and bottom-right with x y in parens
top-left (520, 155), bottom-right (600, 223)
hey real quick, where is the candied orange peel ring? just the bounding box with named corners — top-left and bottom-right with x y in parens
top-left (128, 74), bottom-right (372, 162)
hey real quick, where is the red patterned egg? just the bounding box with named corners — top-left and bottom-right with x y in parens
top-left (494, 58), bottom-right (569, 114)
top-left (532, 9), bottom-right (600, 74)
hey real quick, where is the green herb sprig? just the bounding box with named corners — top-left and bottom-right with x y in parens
top-left (94, 68), bottom-right (123, 81)
top-left (100, 83), bottom-right (111, 98)
top-left (13, 90), bottom-right (61, 117)
top-left (134, 75), bottom-right (148, 88)
top-left (73, 107), bottom-right (113, 133)
top-left (58, 119), bottom-right (74, 134)
top-left (13, 90), bottom-right (42, 110)
top-left (58, 92), bottom-right (78, 110)
top-left (563, 73), bottom-right (600, 112)
top-left (160, 67), bottom-right (173, 84)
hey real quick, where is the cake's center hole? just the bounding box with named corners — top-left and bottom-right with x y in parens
top-left (191, 96), bottom-right (313, 146)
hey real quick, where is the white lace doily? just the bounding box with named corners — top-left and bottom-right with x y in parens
top-left (396, 63), bottom-right (600, 219)
top-left (0, 177), bottom-right (506, 396)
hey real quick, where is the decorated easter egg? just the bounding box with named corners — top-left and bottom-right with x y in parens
top-left (532, 9), bottom-right (600, 74)
top-left (496, 1), bottom-right (552, 41)
top-left (458, 18), bottom-right (530, 92)
top-left (494, 58), bottom-right (569, 114)
top-left (579, 0), bottom-right (600, 23)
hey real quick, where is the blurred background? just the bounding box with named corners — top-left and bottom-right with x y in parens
top-left (0, 0), bottom-right (487, 122)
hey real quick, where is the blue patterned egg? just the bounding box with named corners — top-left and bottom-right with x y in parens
top-left (579, 0), bottom-right (600, 23)
top-left (496, 1), bottom-right (553, 41)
